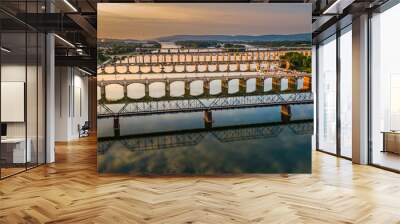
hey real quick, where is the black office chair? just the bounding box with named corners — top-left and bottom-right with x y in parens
top-left (79, 121), bottom-right (90, 138)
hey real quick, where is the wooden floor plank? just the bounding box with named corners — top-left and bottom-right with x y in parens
top-left (0, 135), bottom-right (400, 224)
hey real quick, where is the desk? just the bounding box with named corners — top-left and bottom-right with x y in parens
top-left (1, 138), bottom-right (31, 163)
top-left (382, 131), bottom-right (400, 154)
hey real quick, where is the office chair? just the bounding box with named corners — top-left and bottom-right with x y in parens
top-left (79, 121), bottom-right (90, 138)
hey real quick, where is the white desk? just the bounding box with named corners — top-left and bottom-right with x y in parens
top-left (1, 138), bottom-right (31, 163)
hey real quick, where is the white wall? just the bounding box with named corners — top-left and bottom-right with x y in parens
top-left (1, 64), bottom-right (33, 137)
top-left (55, 67), bottom-right (89, 141)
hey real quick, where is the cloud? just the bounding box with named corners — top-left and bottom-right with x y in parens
top-left (98, 3), bottom-right (311, 40)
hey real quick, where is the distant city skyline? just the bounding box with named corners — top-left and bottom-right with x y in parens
top-left (98, 3), bottom-right (311, 40)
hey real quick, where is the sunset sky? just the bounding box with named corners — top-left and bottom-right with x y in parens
top-left (98, 4), bottom-right (311, 40)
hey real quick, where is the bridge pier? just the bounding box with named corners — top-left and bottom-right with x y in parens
top-left (256, 78), bottom-right (264, 92)
top-left (203, 80), bottom-right (210, 95)
top-left (272, 77), bottom-right (281, 92)
top-left (204, 110), bottom-right (213, 129)
top-left (113, 116), bottom-right (120, 137)
top-left (165, 81), bottom-right (170, 97)
top-left (185, 82), bottom-right (190, 96)
top-left (221, 79), bottom-right (229, 94)
top-left (100, 85), bottom-right (106, 100)
top-left (303, 76), bottom-right (311, 90)
top-left (123, 84), bottom-right (128, 98)
top-left (280, 105), bottom-right (291, 123)
top-left (288, 77), bottom-right (297, 91)
top-left (145, 82), bottom-right (150, 96)
top-left (239, 79), bottom-right (246, 93)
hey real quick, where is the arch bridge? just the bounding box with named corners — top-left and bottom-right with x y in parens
top-left (97, 71), bottom-right (312, 102)
top-left (98, 48), bottom-right (312, 75)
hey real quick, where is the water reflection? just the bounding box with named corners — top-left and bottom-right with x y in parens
top-left (98, 121), bottom-right (312, 174)
top-left (98, 103), bottom-right (313, 174)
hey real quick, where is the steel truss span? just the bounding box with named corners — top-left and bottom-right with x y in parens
top-left (97, 92), bottom-right (313, 118)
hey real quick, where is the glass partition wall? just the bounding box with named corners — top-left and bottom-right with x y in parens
top-left (316, 25), bottom-right (353, 158)
top-left (317, 35), bottom-right (337, 154)
top-left (316, 1), bottom-right (400, 172)
top-left (0, 5), bottom-right (46, 179)
top-left (339, 26), bottom-right (352, 159)
top-left (370, 3), bottom-right (400, 171)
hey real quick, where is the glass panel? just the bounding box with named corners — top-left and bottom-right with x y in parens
top-left (317, 35), bottom-right (337, 154)
top-left (0, 1), bottom-right (46, 179)
top-left (371, 4), bottom-right (400, 171)
top-left (339, 27), bottom-right (352, 158)
top-left (27, 31), bottom-right (38, 169)
top-left (1, 31), bottom-right (28, 177)
top-left (38, 32), bottom-right (45, 165)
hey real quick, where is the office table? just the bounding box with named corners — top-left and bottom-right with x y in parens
top-left (382, 131), bottom-right (400, 154)
top-left (1, 138), bottom-right (31, 164)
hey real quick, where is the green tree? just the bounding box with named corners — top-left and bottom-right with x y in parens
top-left (280, 52), bottom-right (311, 73)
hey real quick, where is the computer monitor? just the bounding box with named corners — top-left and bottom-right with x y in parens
top-left (1, 123), bottom-right (7, 137)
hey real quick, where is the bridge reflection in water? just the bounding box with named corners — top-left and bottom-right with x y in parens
top-left (98, 120), bottom-right (313, 153)
top-left (97, 119), bottom-right (313, 174)
top-left (97, 96), bottom-right (313, 174)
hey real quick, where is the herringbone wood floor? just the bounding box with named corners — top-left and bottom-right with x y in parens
top-left (1, 135), bottom-right (400, 224)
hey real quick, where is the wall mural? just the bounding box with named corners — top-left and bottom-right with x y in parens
top-left (97, 3), bottom-right (313, 174)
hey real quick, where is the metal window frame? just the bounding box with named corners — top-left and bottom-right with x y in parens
top-left (0, 0), bottom-right (48, 180)
top-left (315, 21), bottom-right (353, 161)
